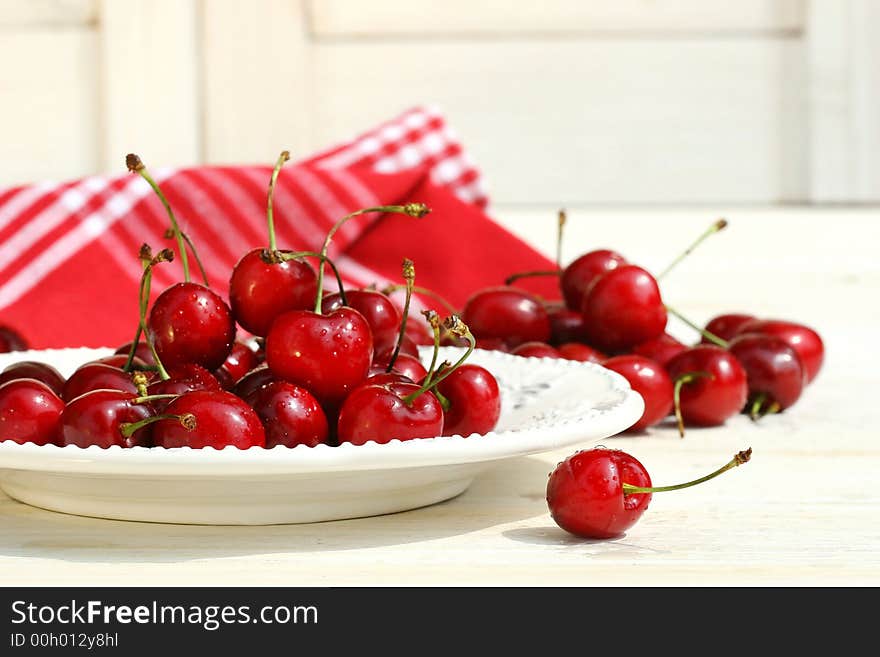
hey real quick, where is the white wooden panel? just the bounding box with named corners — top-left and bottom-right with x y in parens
top-left (0, 0), bottom-right (96, 26)
top-left (807, 0), bottom-right (880, 202)
top-left (97, 0), bottom-right (201, 173)
top-left (0, 30), bottom-right (98, 187)
top-left (201, 0), bottom-right (312, 164)
top-left (312, 39), bottom-right (805, 204)
top-left (310, 0), bottom-right (804, 36)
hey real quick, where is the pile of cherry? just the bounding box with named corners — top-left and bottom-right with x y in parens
top-left (0, 153), bottom-right (502, 450)
top-left (0, 155), bottom-right (824, 540)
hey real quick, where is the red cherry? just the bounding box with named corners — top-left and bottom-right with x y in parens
top-left (148, 363), bottom-right (221, 408)
top-left (373, 335), bottom-right (420, 362)
top-left (0, 378), bottom-right (64, 445)
top-left (735, 319), bottom-right (824, 384)
top-left (556, 342), bottom-right (606, 363)
top-left (337, 382), bottom-right (443, 446)
top-left (461, 286), bottom-right (551, 348)
top-left (152, 390), bottom-right (266, 449)
top-left (221, 340), bottom-right (261, 382)
top-left (510, 342), bottom-right (562, 359)
top-left (0, 361), bottom-right (66, 397)
top-left (581, 265), bottom-right (667, 351)
top-left (702, 314), bottom-right (756, 344)
top-left (728, 333), bottom-right (805, 415)
top-left (602, 355), bottom-right (673, 432)
top-left (248, 381), bottom-right (329, 448)
top-left (232, 365), bottom-right (278, 400)
top-left (546, 448), bottom-right (652, 539)
top-left (147, 282), bottom-right (236, 371)
top-left (62, 363), bottom-right (138, 402)
top-left (404, 317), bottom-right (434, 346)
top-left (90, 354), bottom-right (151, 371)
top-left (631, 333), bottom-right (688, 367)
top-left (370, 354), bottom-right (428, 383)
top-left (561, 249), bottom-right (627, 311)
top-left (665, 345), bottom-right (748, 433)
top-left (322, 290), bottom-right (401, 349)
top-left (212, 366), bottom-right (236, 391)
top-left (114, 341), bottom-right (157, 366)
top-left (547, 447), bottom-right (752, 539)
top-left (229, 249), bottom-right (317, 337)
top-left (59, 389), bottom-right (153, 448)
top-left (265, 307), bottom-right (374, 408)
top-left (546, 305), bottom-right (589, 345)
top-left (435, 364), bottom-right (501, 437)
top-left (0, 325), bottom-right (28, 353)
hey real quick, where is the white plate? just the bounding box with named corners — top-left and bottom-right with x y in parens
top-left (0, 346), bottom-right (643, 525)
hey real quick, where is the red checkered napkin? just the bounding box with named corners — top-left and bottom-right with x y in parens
top-left (0, 106), bottom-right (558, 349)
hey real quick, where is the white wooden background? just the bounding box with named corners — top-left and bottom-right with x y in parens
top-left (0, 0), bottom-right (878, 205)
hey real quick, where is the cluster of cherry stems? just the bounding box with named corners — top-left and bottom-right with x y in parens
top-left (0, 153), bottom-right (823, 539)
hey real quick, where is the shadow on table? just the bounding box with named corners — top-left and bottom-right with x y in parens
top-left (0, 456), bottom-right (550, 564)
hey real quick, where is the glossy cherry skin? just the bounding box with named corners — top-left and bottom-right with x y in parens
top-left (62, 363), bottom-right (138, 402)
top-left (373, 335), bottom-right (420, 363)
top-left (404, 317), bottom-right (434, 346)
top-left (147, 282), bottom-right (236, 371)
top-left (511, 342), bottom-right (562, 359)
top-left (702, 314), bottom-right (755, 344)
top-left (435, 364), bottom-right (501, 437)
top-left (0, 361), bottom-right (66, 397)
top-left (581, 265), bottom-right (667, 352)
top-left (0, 379), bottom-right (64, 445)
top-left (370, 354), bottom-right (427, 383)
top-left (114, 341), bottom-right (156, 366)
top-left (547, 306), bottom-right (590, 345)
top-left (232, 365), bottom-right (278, 400)
top-left (247, 382), bottom-right (329, 448)
top-left (728, 333), bottom-right (805, 410)
top-left (561, 249), bottom-right (627, 311)
top-left (322, 290), bottom-right (400, 350)
top-left (220, 340), bottom-right (261, 383)
top-left (337, 382), bottom-right (444, 446)
top-left (91, 354), bottom-right (151, 371)
top-left (546, 448), bottom-right (652, 539)
top-left (602, 355), bottom-right (673, 432)
top-left (736, 319), bottom-right (824, 384)
top-left (461, 286), bottom-right (551, 349)
top-left (58, 389), bottom-right (153, 448)
top-left (229, 249), bottom-right (317, 337)
top-left (212, 366), bottom-right (236, 391)
top-left (265, 307), bottom-right (374, 408)
top-left (665, 345), bottom-right (748, 426)
top-left (0, 325), bottom-right (28, 353)
top-left (148, 363), bottom-right (221, 409)
top-left (632, 333), bottom-right (688, 368)
top-left (152, 390), bottom-right (266, 449)
top-left (557, 343), bottom-right (607, 363)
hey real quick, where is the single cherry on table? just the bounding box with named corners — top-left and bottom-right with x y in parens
top-left (728, 333), bottom-right (806, 419)
top-left (602, 355), bottom-right (673, 433)
top-left (546, 447), bottom-right (752, 539)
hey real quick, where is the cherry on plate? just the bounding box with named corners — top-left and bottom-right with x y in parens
top-left (0, 378), bottom-right (64, 446)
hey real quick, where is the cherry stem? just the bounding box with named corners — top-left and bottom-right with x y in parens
top-left (132, 393), bottom-right (180, 405)
top-left (266, 150), bottom-right (290, 253)
top-left (175, 230), bottom-right (210, 287)
top-left (131, 371), bottom-right (150, 397)
top-left (673, 371), bottom-right (714, 438)
top-left (314, 203), bottom-right (430, 313)
top-left (265, 249), bottom-right (348, 307)
top-left (403, 316), bottom-right (474, 405)
top-left (664, 305), bottom-right (729, 348)
top-left (748, 394), bottom-right (780, 421)
top-left (504, 270), bottom-right (561, 286)
top-left (657, 218), bottom-right (728, 281)
top-left (386, 258), bottom-right (415, 372)
top-left (383, 284), bottom-right (458, 315)
top-left (138, 251), bottom-right (173, 381)
top-left (127, 154), bottom-right (190, 283)
top-left (623, 448), bottom-right (752, 495)
top-left (419, 310), bottom-right (443, 387)
top-left (119, 413), bottom-right (196, 439)
top-left (556, 209), bottom-right (566, 270)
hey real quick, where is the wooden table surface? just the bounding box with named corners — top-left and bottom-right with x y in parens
top-left (1, 206), bottom-right (878, 586)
